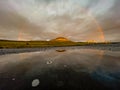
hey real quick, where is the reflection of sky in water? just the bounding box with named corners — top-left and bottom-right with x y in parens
top-left (0, 48), bottom-right (120, 89)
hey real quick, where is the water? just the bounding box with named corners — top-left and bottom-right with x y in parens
top-left (0, 48), bottom-right (120, 90)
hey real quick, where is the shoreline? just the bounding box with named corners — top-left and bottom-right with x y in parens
top-left (0, 45), bottom-right (120, 56)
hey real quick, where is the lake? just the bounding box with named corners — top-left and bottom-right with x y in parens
top-left (0, 48), bottom-right (120, 90)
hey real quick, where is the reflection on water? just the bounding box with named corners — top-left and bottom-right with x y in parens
top-left (56, 49), bottom-right (66, 52)
top-left (0, 48), bottom-right (120, 90)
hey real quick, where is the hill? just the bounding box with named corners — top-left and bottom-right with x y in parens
top-left (50, 37), bottom-right (72, 42)
top-left (0, 37), bottom-right (76, 48)
top-left (0, 37), bottom-right (119, 49)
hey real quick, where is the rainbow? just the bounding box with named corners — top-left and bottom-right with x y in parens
top-left (18, 7), bottom-right (105, 42)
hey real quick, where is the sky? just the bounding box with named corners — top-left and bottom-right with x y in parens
top-left (0, 0), bottom-right (120, 42)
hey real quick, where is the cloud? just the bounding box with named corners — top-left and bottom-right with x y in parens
top-left (0, 8), bottom-right (45, 40)
top-left (0, 0), bottom-right (119, 41)
top-left (95, 0), bottom-right (120, 41)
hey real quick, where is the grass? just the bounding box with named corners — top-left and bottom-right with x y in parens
top-left (0, 40), bottom-right (115, 49)
top-left (0, 40), bottom-right (76, 48)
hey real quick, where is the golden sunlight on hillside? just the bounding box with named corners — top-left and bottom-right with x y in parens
top-left (51, 37), bottom-right (72, 42)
